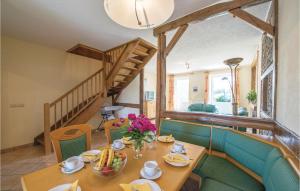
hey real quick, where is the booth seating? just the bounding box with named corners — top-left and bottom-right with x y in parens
top-left (160, 119), bottom-right (299, 191)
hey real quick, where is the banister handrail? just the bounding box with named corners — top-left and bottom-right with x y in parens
top-left (50, 68), bottom-right (103, 106)
top-left (162, 111), bottom-right (275, 131)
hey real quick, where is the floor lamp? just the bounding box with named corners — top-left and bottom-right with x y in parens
top-left (223, 57), bottom-right (243, 115)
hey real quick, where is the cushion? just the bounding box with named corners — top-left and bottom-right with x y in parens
top-left (196, 155), bottom-right (264, 191)
top-left (263, 148), bottom-right (283, 180)
top-left (211, 128), bottom-right (228, 152)
top-left (264, 158), bottom-right (299, 191)
top-left (59, 134), bottom-right (87, 160)
top-left (160, 119), bottom-right (211, 148)
top-left (200, 178), bottom-right (241, 191)
top-left (224, 131), bottom-right (275, 176)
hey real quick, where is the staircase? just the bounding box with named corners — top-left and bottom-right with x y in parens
top-left (35, 38), bottom-right (156, 154)
top-left (105, 38), bottom-right (157, 98)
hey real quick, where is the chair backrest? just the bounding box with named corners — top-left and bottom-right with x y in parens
top-left (104, 118), bottom-right (129, 144)
top-left (50, 124), bottom-right (91, 162)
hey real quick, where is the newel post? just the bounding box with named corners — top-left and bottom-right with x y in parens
top-left (44, 103), bottom-right (51, 155)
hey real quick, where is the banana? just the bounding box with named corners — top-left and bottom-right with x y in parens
top-left (106, 149), bottom-right (114, 167)
top-left (101, 149), bottom-right (109, 168)
top-left (97, 148), bottom-right (108, 168)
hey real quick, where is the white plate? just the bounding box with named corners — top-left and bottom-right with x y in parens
top-left (140, 167), bottom-right (162, 180)
top-left (111, 144), bottom-right (125, 151)
top-left (130, 179), bottom-right (161, 191)
top-left (48, 183), bottom-right (81, 191)
top-left (80, 150), bottom-right (101, 162)
top-left (61, 159), bottom-right (85, 174)
top-left (157, 136), bottom-right (175, 143)
top-left (164, 153), bottom-right (190, 167)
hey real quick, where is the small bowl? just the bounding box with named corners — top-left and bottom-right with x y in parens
top-left (91, 152), bottom-right (127, 178)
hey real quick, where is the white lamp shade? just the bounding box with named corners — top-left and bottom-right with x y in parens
top-left (104, 0), bottom-right (174, 29)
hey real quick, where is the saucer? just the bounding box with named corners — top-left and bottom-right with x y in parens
top-left (61, 157), bottom-right (84, 174)
top-left (170, 147), bottom-right (187, 154)
top-left (140, 167), bottom-right (162, 180)
top-left (111, 144), bottom-right (125, 151)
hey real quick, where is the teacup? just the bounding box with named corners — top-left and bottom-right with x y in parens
top-left (64, 157), bottom-right (79, 170)
top-left (113, 140), bottom-right (123, 149)
top-left (173, 142), bottom-right (184, 153)
top-left (144, 161), bottom-right (158, 177)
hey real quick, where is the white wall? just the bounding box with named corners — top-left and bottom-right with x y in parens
top-left (117, 75), bottom-right (140, 118)
top-left (1, 36), bottom-right (103, 149)
top-left (276, 0), bottom-right (300, 135)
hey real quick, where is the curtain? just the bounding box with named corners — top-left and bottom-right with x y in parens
top-left (204, 72), bottom-right (209, 104)
top-left (168, 75), bottom-right (174, 110)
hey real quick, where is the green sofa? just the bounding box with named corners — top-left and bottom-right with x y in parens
top-left (188, 103), bottom-right (218, 113)
top-left (160, 119), bottom-right (299, 191)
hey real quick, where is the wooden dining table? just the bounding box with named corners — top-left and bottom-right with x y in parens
top-left (21, 141), bottom-right (206, 191)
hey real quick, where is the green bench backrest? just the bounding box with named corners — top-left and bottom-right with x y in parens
top-left (160, 119), bottom-right (211, 148)
top-left (264, 158), bottom-right (299, 191)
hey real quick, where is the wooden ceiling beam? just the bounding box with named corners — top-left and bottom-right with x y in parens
top-left (153, 0), bottom-right (271, 36)
top-left (165, 24), bottom-right (188, 56)
top-left (230, 8), bottom-right (275, 36)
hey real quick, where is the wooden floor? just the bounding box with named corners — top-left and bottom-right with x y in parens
top-left (1, 131), bottom-right (199, 191)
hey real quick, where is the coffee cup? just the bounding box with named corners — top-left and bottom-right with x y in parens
top-left (113, 140), bottom-right (123, 149)
top-left (144, 161), bottom-right (158, 177)
top-left (173, 142), bottom-right (184, 153)
top-left (64, 157), bottom-right (79, 170)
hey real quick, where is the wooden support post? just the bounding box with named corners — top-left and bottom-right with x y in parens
top-left (156, 33), bottom-right (166, 128)
top-left (140, 69), bottom-right (144, 114)
top-left (165, 24), bottom-right (188, 56)
top-left (44, 103), bottom-right (51, 155)
top-left (102, 55), bottom-right (107, 97)
top-left (230, 8), bottom-right (275, 36)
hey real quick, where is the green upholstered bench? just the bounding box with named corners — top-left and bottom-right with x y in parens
top-left (159, 119), bottom-right (299, 191)
top-left (188, 103), bottom-right (217, 113)
top-left (160, 119), bottom-right (211, 148)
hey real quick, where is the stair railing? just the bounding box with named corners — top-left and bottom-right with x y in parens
top-left (43, 68), bottom-right (104, 154)
top-left (105, 44), bottom-right (127, 77)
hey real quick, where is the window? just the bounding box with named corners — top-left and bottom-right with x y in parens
top-left (210, 73), bottom-right (232, 114)
top-left (174, 77), bottom-right (189, 111)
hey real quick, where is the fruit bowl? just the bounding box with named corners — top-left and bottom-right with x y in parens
top-left (91, 148), bottom-right (127, 178)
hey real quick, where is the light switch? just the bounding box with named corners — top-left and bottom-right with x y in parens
top-left (10, 104), bottom-right (25, 108)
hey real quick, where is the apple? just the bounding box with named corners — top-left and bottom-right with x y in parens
top-left (101, 166), bottom-right (113, 176)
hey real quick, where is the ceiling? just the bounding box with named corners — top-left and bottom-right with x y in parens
top-left (1, 0), bottom-right (270, 73)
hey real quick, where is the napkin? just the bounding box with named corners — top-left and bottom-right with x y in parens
top-left (163, 154), bottom-right (187, 163)
top-left (120, 183), bottom-right (151, 191)
top-left (64, 179), bottom-right (78, 191)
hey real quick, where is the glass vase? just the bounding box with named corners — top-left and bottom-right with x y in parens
top-left (132, 139), bottom-right (144, 159)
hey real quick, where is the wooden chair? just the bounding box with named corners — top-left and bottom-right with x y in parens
top-left (104, 118), bottom-right (129, 144)
top-left (50, 124), bottom-right (91, 162)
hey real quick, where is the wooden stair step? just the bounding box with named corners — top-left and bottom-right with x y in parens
top-left (114, 80), bottom-right (126, 83)
top-left (116, 73), bottom-right (132, 78)
top-left (128, 57), bottom-right (144, 64)
top-left (133, 49), bottom-right (149, 57)
top-left (122, 66), bottom-right (138, 71)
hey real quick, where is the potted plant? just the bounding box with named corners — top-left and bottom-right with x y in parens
top-left (246, 90), bottom-right (257, 105)
top-left (123, 114), bottom-right (157, 159)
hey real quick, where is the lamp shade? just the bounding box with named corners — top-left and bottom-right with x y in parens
top-left (104, 0), bottom-right (174, 29)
